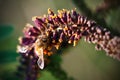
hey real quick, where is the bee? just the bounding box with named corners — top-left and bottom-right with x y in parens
top-left (34, 34), bottom-right (48, 69)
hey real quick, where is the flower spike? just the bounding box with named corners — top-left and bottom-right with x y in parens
top-left (17, 8), bottom-right (120, 70)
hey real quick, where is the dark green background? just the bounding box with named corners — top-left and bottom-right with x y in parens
top-left (0, 0), bottom-right (120, 80)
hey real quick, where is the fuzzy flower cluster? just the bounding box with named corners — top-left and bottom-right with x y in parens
top-left (16, 48), bottom-right (39, 80)
top-left (17, 8), bottom-right (120, 69)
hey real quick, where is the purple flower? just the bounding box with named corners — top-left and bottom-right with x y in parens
top-left (17, 8), bottom-right (120, 71)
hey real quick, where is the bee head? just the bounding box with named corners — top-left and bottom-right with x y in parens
top-left (35, 34), bottom-right (49, 48)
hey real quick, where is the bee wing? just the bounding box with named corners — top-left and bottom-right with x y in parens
top-left (37, 48), bottom-right (44, 69)
top-left (37, 56), bottom-right (44, 69)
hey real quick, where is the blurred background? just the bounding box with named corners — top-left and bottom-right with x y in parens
top-left (0, 0), bottom-right (120, 80)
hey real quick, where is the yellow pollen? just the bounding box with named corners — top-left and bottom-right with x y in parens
top-left (32, 16), bottom-right (37, 21)
top-left (48, 8), bottom-right (52, 14)
top-left (68, 40), bottom-right (72, 44)
top-left (59, 39), bottom-right (63, 43)
top-left (48, 52), bottom-right (53, 56)
top-left (73, 40), bottom-right (77, 46)
top-left (55, 44), bottom-right (60, 50)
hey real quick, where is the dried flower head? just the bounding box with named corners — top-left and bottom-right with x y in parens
top-left (17, 8), bottom-right (120, 69)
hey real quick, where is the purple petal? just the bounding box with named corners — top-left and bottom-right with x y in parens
top-left (62, 12), bottom-right (67, 24)
top-left (71, 10), bottom-right (78, 23)
top-left (23, 26), bottom-right (40, 37)
top-left (33, 17), bottom-right (45, 31)
top-left (20, 37), bottom-right (35, 45)
top-left (67, 11), bottom-right (71, 22)
top-left (52, 31), bottom-right (58, 40)
top-left (29, 27), bottom-right (40, 37)
top-left (70, 35), bottom-right (75, 41)
top-left (55, 16), bottom-right (64, 24)
top-left (60, 32), bottom-right (65, 41)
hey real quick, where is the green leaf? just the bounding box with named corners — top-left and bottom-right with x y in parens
top-left (106, 9), bottom-right (120, 34)
top-left (39, 70), bottom-right (59, 80)
top-left (0, 51), bottom-right (18, 64)
top-left (0, 62), bottom-right (19, 80)
top-left (0, 24), bottom-right (14, 40)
